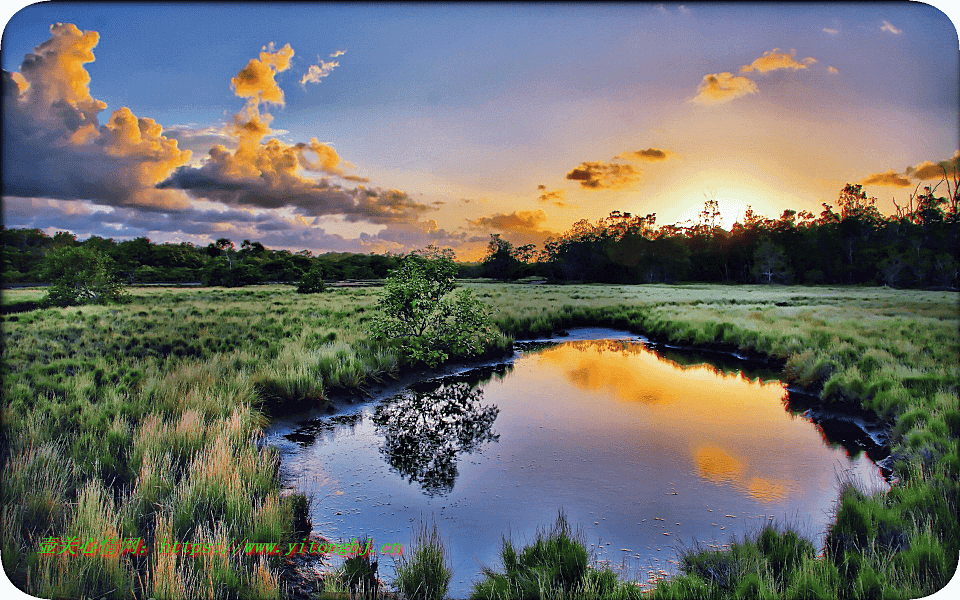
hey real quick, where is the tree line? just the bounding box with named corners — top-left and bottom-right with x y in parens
top-left (480, 182), bottom-right (959, 289)
top-left (1, 232), bottom-right (406, 287)
top-left (2, 181), bottom-right (957, 293)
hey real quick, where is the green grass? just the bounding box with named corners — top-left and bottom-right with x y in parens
top-left (393, 520), bottom-right (453, 600)
top-left (1, 282), bottom-right (957, 598)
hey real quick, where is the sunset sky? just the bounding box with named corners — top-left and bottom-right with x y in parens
top-left (2, 3), bottom-right (958, 260)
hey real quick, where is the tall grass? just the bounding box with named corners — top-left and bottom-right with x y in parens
top-left (393, 520), bottom-right (453, 600)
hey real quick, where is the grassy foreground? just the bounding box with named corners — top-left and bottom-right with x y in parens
top-left (1, 283), bottom-right (957, 598)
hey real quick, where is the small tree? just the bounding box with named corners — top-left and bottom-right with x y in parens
top-left (370, 246), bottom-right (498, 366)
top-left (296, 263), bottom-right (327, 293)
top-left (40, 246), bottom-right (128, 307)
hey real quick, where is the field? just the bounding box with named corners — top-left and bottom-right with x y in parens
top-left (1, 283), bottom-right (957, 599)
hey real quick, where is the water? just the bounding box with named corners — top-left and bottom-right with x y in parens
top-left (266, 329), bottom-right (888, 597)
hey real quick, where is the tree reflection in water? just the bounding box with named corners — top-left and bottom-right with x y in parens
top-left (373, 381), bottom-right (500, 496)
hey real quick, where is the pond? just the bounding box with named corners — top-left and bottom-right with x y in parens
top-left (265, 329), bottom-right (889, 597)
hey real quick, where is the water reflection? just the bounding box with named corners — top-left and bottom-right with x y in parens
top-left (273, 331), bottom-right (889, 598)
top-left (372, 381), bottom-right (500, 496)
top-left (529, 339), bottom-right (885, 504)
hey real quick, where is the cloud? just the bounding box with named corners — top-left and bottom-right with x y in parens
top-left (231, 42), bottom-right (294, 106)
top-left (860, 152), bottom-right (960, 188)
top-left (905, 151), bottom-right (960, 181)
top-left (468, 209), bottom-right (548, 232)
top-left (615, 147), bottom-right (672, 162)
top-left (565, 161), bottom-right (641, 189)
top-left (4, 195), bottom-right (468, 256)
top-left (465, 209), bottom-right (560, 256)
top-left (159, 45), bottom-right (429, 224)
top-left (880, 20), bottom-right (902, 35)
top-left (822, 27), bottom-right (839, 35)
top-left (536, 185), bottom-right (568, 207)
top-left (2, 23), bottom-right (192, 210)
top-left (827, 66), bottom-right (839, 74)
top-left (690, 72), bottom-right (758, 105)
top-left (329, 49), bottom-right (346, 58)
top-left (740, 48), bottom-right (817, 74)
top-left (300, 59), bottom-right (341, 86)
top-left (860, 170), bottom-right (912, 187)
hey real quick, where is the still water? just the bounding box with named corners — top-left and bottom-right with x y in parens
top-left (266, 329), bottom-right (888, 597)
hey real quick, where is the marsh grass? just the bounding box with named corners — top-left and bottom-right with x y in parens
top-left (1, 283), bottom-right (957, 598)
top-left (470, 512), bottom-right (643, 600)
top-left (392, 520), bottom-right (452, 600)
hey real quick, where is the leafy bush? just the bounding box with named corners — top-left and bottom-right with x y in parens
top-left (392, 520), bottom-right (452, 600)
top-left (40, 246), bottom-right (127, 307)
top-left (370, 247), bottom-right (499, 366)
top-left (297, 264), bottom-right (327, 293)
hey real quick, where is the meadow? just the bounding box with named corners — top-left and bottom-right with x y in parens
top-left (1, 282), bottom-right (957, 599)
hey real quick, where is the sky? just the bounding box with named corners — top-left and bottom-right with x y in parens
top-left (2, 2), bottom-right (959, 260)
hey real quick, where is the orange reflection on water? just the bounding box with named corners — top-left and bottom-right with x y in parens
top-left (530, 340), bottom-right (833, 504)
top-left (693, 446), bottom-right (789, 503)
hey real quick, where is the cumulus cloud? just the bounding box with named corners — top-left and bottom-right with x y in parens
top-left (880, 20), bottom-right (902, 35)
top-left (565, 161), bottom-right (641, 189)
top-left (860, 170), bottom-right (912, 187)
top-left (160, 44), bottom-right (430, 224)
top-left (615, 147), bottom-right (672, 162)
top-left (827, 66), bottom-right (839, 74)
top-left (231, 42), bottom-right (294, 106)
top-left (823, 27), bottom-right (839, 35)
top-left (329, 49), bottom-right (346, 58)
top-left (740, 48), bottom-right (816, 74)
top-left (537, 185), bottom-right (568, 207)
top-left (690, 72), bottom-right (758, 105)
top-left (2, 23), bottom-right (192, 210)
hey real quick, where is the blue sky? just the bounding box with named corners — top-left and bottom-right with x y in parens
top-left (2, 2), bottom-right (958, 258)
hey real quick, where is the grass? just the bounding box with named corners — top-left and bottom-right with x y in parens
top-left (393, 520), bottom-right (453, 600)
top-left (1, 282), bottom-right (957, 598)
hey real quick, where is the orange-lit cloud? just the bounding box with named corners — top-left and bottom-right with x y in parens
top-left (690, 72), bottom-right (758, 104)
top-left (537, 185), bottom-right (568, 207)
top-left (827, 66), bottom-right (839, 74)
top-left (468, 209), bottom-right (548, 232)
top-left (740, 48), bottom-right (816, 73)
top-left (906, 151), bottom-right (959, 180)
top-left (566, 161), bottom-right (641, 189)
top-left (860, 152), bottom-right (960, 189)
top-left (823, 27), bottom-right (839, 35)
top-left (2, 23), bottom-right (192, 210)
top-left (160, 44), bottom-right (431, 223)
top-left (860, 170), bottom-right (912, 187)
top-left (231, 42), bottom-right (294, 106)
top-left (615, 147), bottom-right (672, 162)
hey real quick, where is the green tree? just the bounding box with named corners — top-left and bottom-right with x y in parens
top-left (370, 247), bottom-right (498, 366)
top-left (40, 246), bottom-right (128, 307)
top-left (296, 263), bottom-right (327, 293)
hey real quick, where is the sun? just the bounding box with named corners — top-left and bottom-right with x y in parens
top-left (673, 196), bottom-right (751, 229)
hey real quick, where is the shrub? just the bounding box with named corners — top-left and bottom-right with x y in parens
top-left (297, 264), bottom-right (327, 293)
top-left (370, 247), bottom-right (499, 366)
top-left (40, 246), bottom-right (127, 307)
